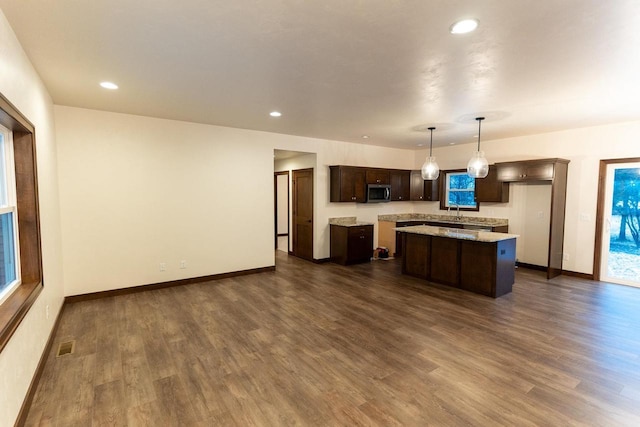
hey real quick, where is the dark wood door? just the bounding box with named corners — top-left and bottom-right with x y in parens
top-left (345, 167), bottom-right (366, 202)
top-left (293, 169), bottom-right (314, 261)
top-left (410, 170), bottom-right (425, 201)
top-left (475, 165), bottom-right (509, 202)
top-left (365, 168), bottom-right (390, 185)
top-left (390, 170), bottom-right (411, 201)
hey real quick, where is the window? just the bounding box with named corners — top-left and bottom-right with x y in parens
top-left (0, 92), bottom-right (43, 354)
top-left (440, 170), bottom-right (479, 210)
top-left (0, 125), bottom-right (20, 304)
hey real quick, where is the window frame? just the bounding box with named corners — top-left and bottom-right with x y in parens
top-left (439, 169), bottom-right (480, 212)
top-left (0, 92), bottom-right (43, 354)
top-left (0, 124), bottom-right (22, 305)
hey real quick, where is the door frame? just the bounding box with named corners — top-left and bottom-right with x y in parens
top-left (292, 168), bottom-right (314, 261)
top-left (593, 157), bottom-right (640, 281)
top-left (274, 171), bottom-right (290, 251)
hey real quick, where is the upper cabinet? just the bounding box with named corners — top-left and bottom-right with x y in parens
top-left (330, 166), bottom-right (366, 202)
top-left (475, 165), bottom-right (509, 203)
top-left (390, 170), bottom-right (411, 201)
top-left (494, 158), bottom-right (570, 280)
top-left (365, 168), bottom-right (390, 185)
top-left (496, 159), bottom-right (560, 182)
top-left (410, 171), bottom-right (425, 201)
top-left (410, 170), bottom-right (439, 201)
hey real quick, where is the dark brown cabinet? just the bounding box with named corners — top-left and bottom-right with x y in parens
top-left (365, 168), bottom-right (390, 185)
top-left (475, 165), bottom-right (509, 203)
top-left (330, 166), bottom-right (366, 202)
top-left (390, 170), bottom-right (411, 201)
top-left (430, 237), bottom-right (460, 286)
top-left (330, 224), bottom-right (373, 265)
top-left (459, 239), bottom-right (516, 297)
top-left (403, 233), bottom-right (430, 278)
top-left (496, 159), bottom-right (556, 182)
top-left (410, 170), bottom-right (439, 201)
top-left (494, 158), bottom-right (569, 279)
top-left (401, 230), bottom-right (517, 298)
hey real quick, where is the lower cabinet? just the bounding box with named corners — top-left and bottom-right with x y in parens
top-left (403, 233), bottom-right (430, 278)
top-left (459, 239), bottom-right (516, 297)
top-left (330, 224), bottom-right (374, 265)
top-left (430, 237), bottom-right (460, 286)
top-left (401, 233), bottom-right (517, 297)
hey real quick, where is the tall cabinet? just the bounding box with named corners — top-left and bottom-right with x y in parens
top-left (495, 158), bottom-right (569, 279)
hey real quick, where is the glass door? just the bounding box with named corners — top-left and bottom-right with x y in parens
top-left (600, 162), bottom-right (640, 287)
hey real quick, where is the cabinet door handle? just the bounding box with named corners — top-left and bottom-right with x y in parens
top-left (360, 235), bottom-right (365, 239)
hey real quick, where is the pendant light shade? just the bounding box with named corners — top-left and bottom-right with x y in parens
top-left (421, 127), bottom-right (440, 180)
top-left (467, 117), bottom-right (489, 179)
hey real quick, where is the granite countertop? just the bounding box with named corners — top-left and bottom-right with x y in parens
top-left (394, 225), bottom-right (518, 243)
top-left (379, 213), bottom-right (508, 227)
top-left (329, 217), bottom-right (374, 227)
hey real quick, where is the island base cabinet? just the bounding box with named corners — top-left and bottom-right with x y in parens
top-left (460, 239), bottom-right (516, 297)
top-left (430, 237), bottom-right (460, 287)
top-left (402, 233), bottom-right (430, 278)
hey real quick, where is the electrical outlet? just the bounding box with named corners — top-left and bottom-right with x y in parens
top-left (563, 253), bottom-right (570, 261)
top-left (159, 262), bottom-right (166, 272)
top-left (580, 213), bottom-right (590, 222)
top-left (537, 211), bottom-right (544, 219)
top-left (46, 304), bottom-right (50, 320)
top-left (180, 260), bottom-right (187, 269)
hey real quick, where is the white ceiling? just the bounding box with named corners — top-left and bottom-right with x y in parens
top-left (2, 1), bottom-right (640, 149)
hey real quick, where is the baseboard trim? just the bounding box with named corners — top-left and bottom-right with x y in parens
top-left (515, 262), bottom-right (547, 272)
top-left (515, 262), bottom-right (594, 280)
top-left (65, 266), bottom-right (276, 304)
top-left (561, 269), bottom-right (594, 280)
top-left (15, 302), bottom-right (66, 427)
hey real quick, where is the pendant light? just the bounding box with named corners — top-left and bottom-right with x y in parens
top-left (421, 127), bottom-right (440, 180)
top-left (467, 116), bottom-right (489, 178)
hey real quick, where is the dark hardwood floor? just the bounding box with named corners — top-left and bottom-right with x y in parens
top-left (23, 251), bottom-right (640, 426)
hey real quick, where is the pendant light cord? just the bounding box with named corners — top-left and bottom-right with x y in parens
top-left (428, 126), bottom-right (435, 157)
top-left (476, 117), bottom-right (484, 151)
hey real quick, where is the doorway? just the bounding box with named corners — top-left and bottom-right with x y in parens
top-left (595, 158), bottom-right (640, 287)
top-left (274, 171), bottom-right (289, 252)
top-left (292, 168), bottom-right (314, 261)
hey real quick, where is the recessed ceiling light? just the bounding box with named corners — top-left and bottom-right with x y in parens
top-left (270, 111), bottom-right (282, 117)
top-left (449, 142), bottom-right (456, 145)
top-left (417, 144), bottom-right (424, 147)
top-left (450, 19), bottom-right (478, 34)
top-left (361, 135), bottom-right (370, 139)
top-left (99, 81), bottom-right (118, 90)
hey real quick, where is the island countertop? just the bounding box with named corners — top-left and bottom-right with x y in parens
top-left (395, 225), bottom-right (518, 243)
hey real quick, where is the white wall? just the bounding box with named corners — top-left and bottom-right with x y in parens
top-left (55, 106), bottom-right (276, 296)
top-left (509, 183), bottom-right (551, 266)
top-left (414, 121), bottom-right (640, 275)
top-left (0, 10), bottom-right (65, 427)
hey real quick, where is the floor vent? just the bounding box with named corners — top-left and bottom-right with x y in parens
top-left (56, 340), bottom-right (75, 357)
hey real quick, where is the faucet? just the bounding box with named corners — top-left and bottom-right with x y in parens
top-left (450, 203), bottom-right (462, 220)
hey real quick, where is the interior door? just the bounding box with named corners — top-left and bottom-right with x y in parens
top-left (597, 160), bottom-right (640, 287)
top-left (292, 168), bottom-right (313, 261)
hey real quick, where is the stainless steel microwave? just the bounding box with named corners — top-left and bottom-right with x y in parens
top-left (366, 184), bottom-right (391, 203)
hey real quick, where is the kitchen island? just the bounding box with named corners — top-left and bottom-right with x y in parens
top-left (396, 225), bottom-right (518, 298)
